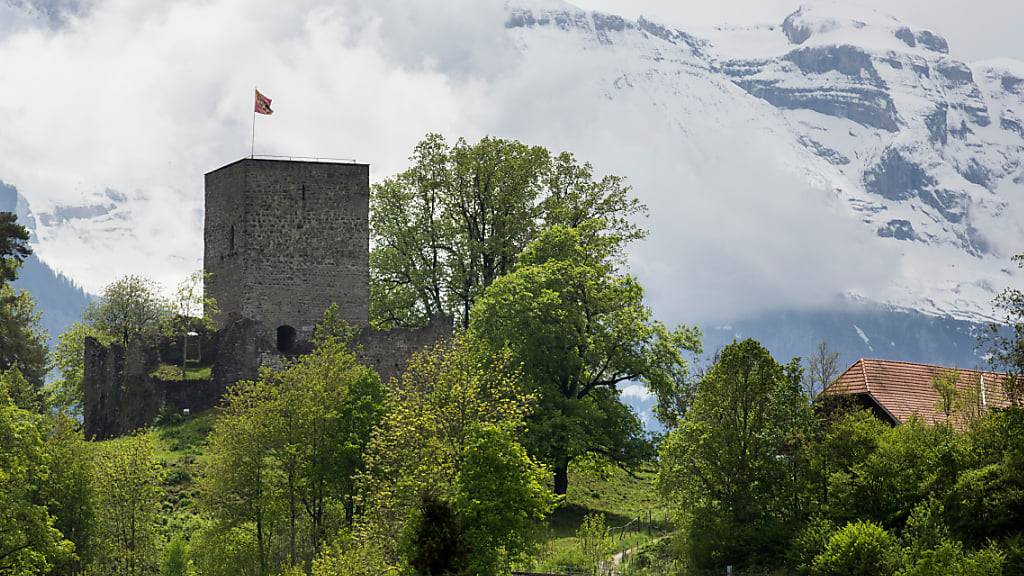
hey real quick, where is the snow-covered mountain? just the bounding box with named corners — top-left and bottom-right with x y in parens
top-left (503, 0), bottom-right (1024, 326)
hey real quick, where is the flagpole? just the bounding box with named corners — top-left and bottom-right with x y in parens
top-left (250, 87), bottom-right (256, 158)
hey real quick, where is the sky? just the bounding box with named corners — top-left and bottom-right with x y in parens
top-left (0, 0), bottom-right (1020, 327)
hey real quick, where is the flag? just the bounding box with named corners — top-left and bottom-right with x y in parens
top-left (255, 89), bottom-right (273, 115)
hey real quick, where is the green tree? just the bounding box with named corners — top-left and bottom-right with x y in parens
top-left (0, 285), bottom-right (49, 394)
top-left (404, 493), bottom-right (469, 576)
top-left (471, 224), bottom-right (699, 493)
top-left (369, 134), bottom-right (645, 330)
top-left (576, 513), bottom-right (611, 576)
top-left (811, 520), bottom-right (899, 576)
top-left (0, 211), bottom-right (31, 286)
top-left (160, 535), bottom-right (193, 576)
top-left (85, 275), bottom-right (168, 348)
top-left (92, 433), bottom-right (163, 576)
top-left (201, 311), bottom-right (386, 573)
top-left (0, 212), bottom-right (46, 399)
top-left (356, 336), bottom-right (546, 569)
top-left (658, 339), bottom-right (811, 570)
top-left (0, 376), bottom-right (74, 575)
top-left (200, 377), bottom-right (278, 576)
top-left (38, 413), bottom-right (97, 576)
top-left (163, 270), bottom-right (219, 378)
top-left (312, 534), bottom-right (391, 576)
top-left (454, 425), bottom-right (554, 574)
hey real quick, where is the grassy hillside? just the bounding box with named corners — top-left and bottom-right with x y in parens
top-left (141, 411), bottom-right (217, 536)
top-left (516, 462), bottom-right (670, 574)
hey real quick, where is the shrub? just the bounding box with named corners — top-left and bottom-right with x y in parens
top-left (788, 517), bottom-right (837, 575)
top-left (811, 521), bottom-right (899, 576)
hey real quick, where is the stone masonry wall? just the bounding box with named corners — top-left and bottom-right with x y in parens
top-left (204, 159), bottom-right (370, 339)
top-left (356, 317), bottom-right (453, 383)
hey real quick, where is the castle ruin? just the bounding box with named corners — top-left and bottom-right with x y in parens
top-left (82, 158), bottom-right (449, 440)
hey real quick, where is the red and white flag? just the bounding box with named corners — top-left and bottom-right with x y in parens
top-left (255, 89), bottom-right (273, 115)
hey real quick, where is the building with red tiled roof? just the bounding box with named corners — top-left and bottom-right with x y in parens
top-left (819, 358), bottom-right (1009, 428)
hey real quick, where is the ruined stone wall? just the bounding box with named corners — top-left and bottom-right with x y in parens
top-left (82, 337), bottom-right (227, 440)
top-left (356, 317), bottom-right (453, 383)
top-left (204, 159), bottom-right (370, 340)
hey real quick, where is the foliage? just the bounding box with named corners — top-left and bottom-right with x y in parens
top-left (0, 211), bottom-right (31, 285)
top-left (39, 413), bottom-right (97, 575)
top-left (161, 534), bottom-right (194, 576)
top-left (454, 425), bottom-right (555, 574)
top-left (190, 521), bottom-right (260, 576)
top-left (810, 520), bottom-right (900, 576)
top-left (356, 337), bottom-right (532, 546)
top-left (471, 224), bottom-right (699, 492)
top-left (659, 339), bottom-right (811, 571)
top-left (0, 377), bottom-right (73, 575)
top-left (0, 284), bottom-right (49, 392)
top-left (826, 418), bottom-right (964, 530)
top-left (369, 133), bottom-right (646, 330)
top-left (312, 533), bottom-right (393, 576)
top-left (201, 312), bottom-right (386, 574)
top-left (404, 493), bottom-right (469, 576)
top-left (788, 518), bottom-right (837, 575)
top-left (576, 513), bottom-right (611, 576)
top-left (85, 274), bottom-right (169, 347)
top-left (91, 433), bottom-right (163, 576)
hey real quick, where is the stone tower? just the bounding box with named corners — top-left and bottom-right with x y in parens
top-left (204, 158), bottom-right (370, 351)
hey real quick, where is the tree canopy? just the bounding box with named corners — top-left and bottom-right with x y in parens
top-left (369, 133), bottom-right (645, 329)
top-left (471, 223), bottom-right (699, 493)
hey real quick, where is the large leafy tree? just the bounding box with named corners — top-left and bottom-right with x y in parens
top-left (471, 224), bottom-right (699, 494)
top-left (659, 339), bottom-right (811, 571)
top-left (85, 275), bottom-right (168, 348)
top-left (369, 134), bottom-right (644, 329)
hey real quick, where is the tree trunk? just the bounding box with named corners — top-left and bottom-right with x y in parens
top-left (554, 456), bottom-right (570, 495)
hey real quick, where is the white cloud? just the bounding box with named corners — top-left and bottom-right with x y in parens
top-left (620, 383), bottom-right (654, 402)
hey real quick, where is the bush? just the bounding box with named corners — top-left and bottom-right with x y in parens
top-left (897, 540), bottom-right (1004, 576)
top-left (811, 521), bottom-right (899, 576)
top-left (788, 517), bottom-right (837, 575)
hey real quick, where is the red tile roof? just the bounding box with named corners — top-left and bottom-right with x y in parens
top-left (821, 358), bottom-right (1009, 427)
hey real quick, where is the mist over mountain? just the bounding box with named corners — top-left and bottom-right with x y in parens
top-left (1, 180), bottom-right (91, 345)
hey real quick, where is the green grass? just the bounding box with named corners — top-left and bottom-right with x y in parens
top-left (146, 410), bottom-right (218, 536)
top-left (150, 363), bottom-right (213, 381)
top-left (518, 461), bottom-right (673, 574)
